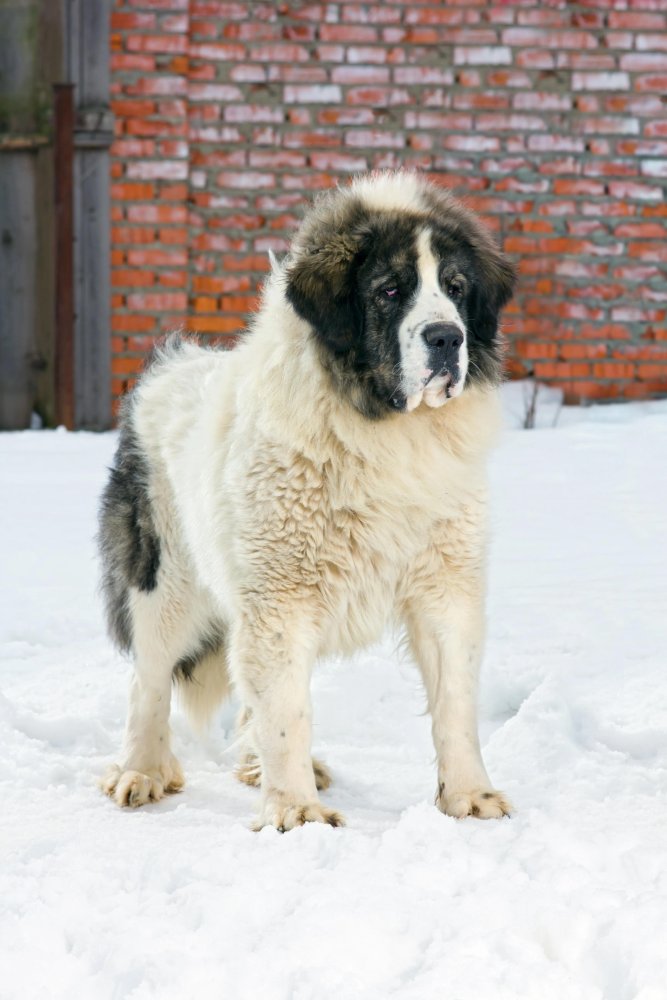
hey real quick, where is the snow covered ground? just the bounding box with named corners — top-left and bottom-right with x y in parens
top-left (1, 384), bottom-right (666, 1000)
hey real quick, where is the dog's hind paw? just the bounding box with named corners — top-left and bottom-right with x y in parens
top-left (236, 753), bottom-right (332, 791)
top-left (101, 757), bottom-right (184, 808)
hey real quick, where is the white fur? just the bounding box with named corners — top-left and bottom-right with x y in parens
top-left (102, 180), bottom-right (511, 829)
top-left (399, 229), bottom-right (469, 412)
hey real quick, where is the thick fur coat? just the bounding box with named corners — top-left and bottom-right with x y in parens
top-left (100, 171), bottom-right (516, 830)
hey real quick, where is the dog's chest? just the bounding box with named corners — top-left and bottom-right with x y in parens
top-left (316, 498), bottom-right (426, 653)
top-left (239, 437), bottom-right (471, 652)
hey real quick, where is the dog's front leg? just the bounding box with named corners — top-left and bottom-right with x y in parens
top-left (402, 554), bottom-right (512, 820)
top-left (231, 605), bottom-right (344, 832)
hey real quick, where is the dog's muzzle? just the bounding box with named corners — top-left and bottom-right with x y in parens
top-left (422, 323), bottom-right (463, 381)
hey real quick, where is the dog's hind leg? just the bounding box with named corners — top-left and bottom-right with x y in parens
top-left (102, 582), bottom-right (192, 807)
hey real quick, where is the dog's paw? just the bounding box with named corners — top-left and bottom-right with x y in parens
top-left (437, 785), bottom-right (513, 820)
top-left (311, 757), bottom-right (332, 792)
top-left (101, 756), bottom-right (184, 808)
top-left (253, 798), bottom-right (345, 833)
top-left (236, 753), bottom-right (332, 791)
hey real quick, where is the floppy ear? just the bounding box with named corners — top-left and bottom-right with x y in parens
top-left (285, 231), bottom-right (364, 355)
top-left (469, 243), bottom-right (516, 348)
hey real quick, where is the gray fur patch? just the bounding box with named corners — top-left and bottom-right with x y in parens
top-left (172, 624), bottom-right (226, 683)
top-left (98, 413), bottom-right (161, 652)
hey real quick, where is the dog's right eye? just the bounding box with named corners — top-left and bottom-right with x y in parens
top-left (382, 286), bottom-right (399, 300)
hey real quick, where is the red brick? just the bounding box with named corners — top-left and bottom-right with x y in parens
top-left (216, 170), bottom-right (276, 189)
top-left (157, 271), bottom-right (188, 288)
top-left (615, 222), bottom-right (667, 238)
top-left (111, 54), bottom-right (156, 71)
top-left (193, 296), bottom-right (218, 312)
top-left (620, 52), bottom-right (667, 71)
top-left (344, 4), bottom-right (402, 24)
top-left (126, 33), bottom-right (187, 54)
top-left (515, 341), bottom-right (560, 360)
top-left (559, 343), bottom-right (608, 360)
top-left (345, 129), bottom-right (405, 149)
top-left (284, 84), bottom-right (342, 103)
top-left (189, 42), bottom-right (246, 60)
top-left (609, 12), bottom-right (666, 29)
top-left (318, 108), bottom-right (376, 125)
top-left (563, 382), bottom-right (625, 402)
top-left (111, 226), bottom-right (156, 244)
top-left (444, 135), bottom-right (500, 153)
top-left (345, 86), bottom-right (411, 107)
top-left (127, 249), bottom-right (188, 267)
top-left (250, 43), bottom-right (310, 63)
top-left (593, 362), bottom-right (636, 379)
top-left (190, 316), bottom-right (243, 334)
top-left (127, 292), bottom-right (187, 311)
top-left (572, 72), bottom-right (630, 91)
top-left (112, 269), bottom-right (155, 287)
top-left (332, 66), bottom-right (390, 84)
top-left (553, 179), bottom-right (606, 196)
top-left (534, 362), bottom-right (592, 379)
top-left (248, 150), bottom-right (307, 169)
top-left (452, 92), bottom-right (509, 110)
top-left (111, 11), bottom-right (156, 29)
top-left (487, 69), bottom-right (532, 87)
top-left (159, 227), bottom-right (188, 244)
top-left (193, 275), bottom-right (251, 294)
top-left (319, 25), bottom-right (378, 43)
top-left (608, 181), bottom-right (663, 202)
top-left (111, 99), bottom-right (156, 119)
top-left (404, 112), bottom-right (472, 131)
top-left (634, 74), bottom-right (667, 92)
top-left (394, 66), bottom-right (454, 85)
top-left (111, 314), bottom-right (158, 333)
top-left (309, 152), bottom-right (368, 171)
top-left (112, 356), bottom-right (146, 376)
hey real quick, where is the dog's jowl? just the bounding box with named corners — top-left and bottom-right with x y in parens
top-left (99, 171), bottom-right (516, 830)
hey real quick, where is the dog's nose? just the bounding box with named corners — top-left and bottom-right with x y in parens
top-left (422, 323), bottom-right (463, 355)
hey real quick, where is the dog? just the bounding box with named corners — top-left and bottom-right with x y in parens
top-left (99, 171), bottom-right (516, 830)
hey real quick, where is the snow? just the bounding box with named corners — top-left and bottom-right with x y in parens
top-left (1, 387), bottom-right (667, 1000)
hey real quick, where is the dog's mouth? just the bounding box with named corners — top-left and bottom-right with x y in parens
top-left (426, 369), bottom-right (452, 390)
top-left (390, 371), bottom-right (463, 413)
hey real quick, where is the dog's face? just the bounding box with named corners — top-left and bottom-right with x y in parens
top-left (286, 174), bottom-right (516, 420)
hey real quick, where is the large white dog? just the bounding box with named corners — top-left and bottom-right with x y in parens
top-left (99, 171), bottom-right (516, 830)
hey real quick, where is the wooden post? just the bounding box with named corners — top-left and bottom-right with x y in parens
top-left (69, 0), bottom-right (113, 430)
top-left (53, 82), bottom-right (75, 430)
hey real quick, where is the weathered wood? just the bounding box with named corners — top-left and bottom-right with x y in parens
top-left (0, 0), bottom-right (43, 429)
top-left (68, 0), bottom-right (113, 429)
top-left (0, 0), bottom-right (111, 430)
top-left (0, 152), bottom-right (38, 429)
top-left (0, 134), bottom-right (49, 149)
top-left (0, 0), bottom-right (62, 429)
top-left (53, 82), bottom-right (75, 430)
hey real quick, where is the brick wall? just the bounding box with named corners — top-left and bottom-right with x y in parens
top-left (110, 0), bottom-right (667, 409)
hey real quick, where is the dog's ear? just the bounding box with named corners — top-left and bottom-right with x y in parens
top-left (286, 228), bottom-right (364, 355)
top-left (469, 242), bottom-right (516, 348)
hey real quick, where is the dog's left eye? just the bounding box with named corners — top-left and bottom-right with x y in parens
top-left (447, 279), bottom-right (465, 303)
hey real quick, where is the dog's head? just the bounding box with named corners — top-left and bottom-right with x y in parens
top-left (286, 172), bottom-right (516, 419)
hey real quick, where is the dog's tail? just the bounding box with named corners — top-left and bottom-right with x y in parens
top-left (173, 640), bottom-right (232, 732)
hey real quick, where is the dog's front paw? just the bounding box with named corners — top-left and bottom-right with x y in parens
top-left (254, 794), bottom-right (345, 832)
top-left (101, 756), bottom-right (184, 808)
top-left (437, 784), bottom-right (512, 820)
